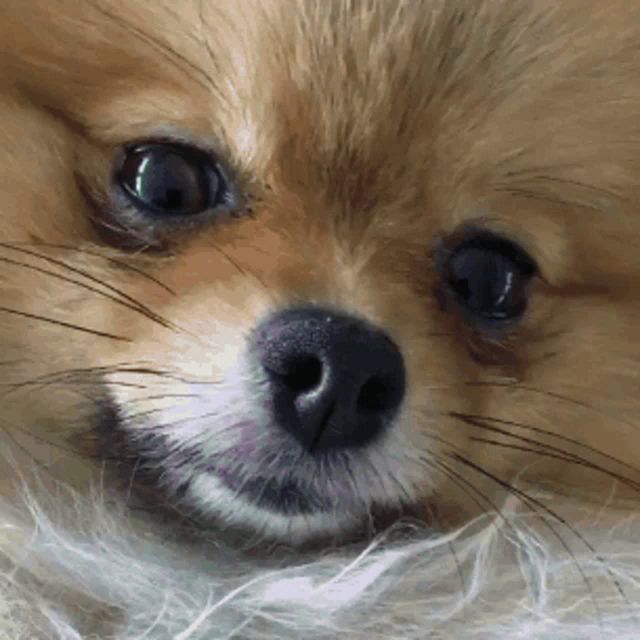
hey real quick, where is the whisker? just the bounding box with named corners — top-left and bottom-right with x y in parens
top-left (469, 437), bottom-right (640, 496)
top-left (493, 187), bottom-right (586, 210)
top-left (122, 405), bottom-right (186, 423)
top-left (87, 0), bottom-right (218, 96)
top-left (497, 169), bottom-right (621, 208)
top-left (426, 455), bottom-right (517, 534)
top-left (0, 421), bottom-right (73, 479)
top-left (0, 242), bottom-right (178, 332)
top-left (105, 366), bottom-right (223, 387)
top-left (0, 254), bottom-right (175, 332)
top-left (0, 363), bottom-right (162, 396)
top-left (206, 239), bottom-right (272, 299)
top-left (124, 393), bottom-right (200, 405)
top-left (124, 394), bottom-right (232, 433)
top-left (1, 419), bottom-right (98, 463)
top-left (412, 452), bottom-right (515, 601)
top-left (451, 452), bottom-right (631, 628)
top-left (449, 411), bottom-right (640, 476)
top-left (0, 306), bottom-right (130, 342)
top-left (6, 240), bottom-right (176, 295)
top-left (463, 381), bottom-right (640, 432)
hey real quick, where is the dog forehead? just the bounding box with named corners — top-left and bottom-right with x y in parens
top-left (220, 1), bottom-right (499, 210)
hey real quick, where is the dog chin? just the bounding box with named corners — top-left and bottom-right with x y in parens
top-left (183, 471), bottom-right (366, 544)
top-left (108, 420), bottom-right (422, 544)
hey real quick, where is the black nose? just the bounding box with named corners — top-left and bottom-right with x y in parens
top-left (252, 306), bottom-right (406, 452)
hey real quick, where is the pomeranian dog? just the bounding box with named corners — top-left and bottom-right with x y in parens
top-left (1, 1), bottom-right (640, 637)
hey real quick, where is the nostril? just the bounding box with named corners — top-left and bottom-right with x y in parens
top-left (253, 306), bottom-right (406, 451)
top-left (279, 355), bottom-right (323, 393)
top-left (357, 375), bottom-right (396, 414)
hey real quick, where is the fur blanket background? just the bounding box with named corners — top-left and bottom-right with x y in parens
top-left (1, 478), bottom-right (639, 639)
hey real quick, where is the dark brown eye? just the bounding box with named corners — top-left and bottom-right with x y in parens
top-left (444, 233), bottom-right (536, 323)
top-left (116, 143), bottom-right (227, 216)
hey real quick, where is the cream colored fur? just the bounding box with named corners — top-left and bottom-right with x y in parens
top-left (2, 465), bottom-right (639, 639)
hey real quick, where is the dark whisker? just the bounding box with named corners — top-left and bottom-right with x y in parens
top-left (0, 254), bottom-right (177, 332)
top-left (451, 452), bottom-right (631, 628)
top-left (497, 166), bottom-right (621, 207)
top-left (469, 438), bottom-right (640, 496)
top-left (1, 363), bottom-right (157, 394)
top-left (426, 455), bottom-right (517, 534)
top-left (448, 412), bottom-right (640, 495)
top-left (207, 239), bottom-right (272, 298)
top-left (0, 243), bottom-right (178, 332)
top-left (7, 241), bottom-right (176, 295)
top-left (0, 306), bottom-right (130, 342)
top-left (0, 421), bottom-right (76, 478)
top-left (197, 0), bottom-right (228, 102)
top-left (2, 419), bottom-right (97, 462)
top-left (463, 381), bottom-right (640, 432)
top-left (87, 0), bottom-right (219, 96)
top-left (449, 411), bottom-right (640, 476)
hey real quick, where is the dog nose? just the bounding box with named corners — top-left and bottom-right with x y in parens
top-left (252, 306), bottom-right (406, 451)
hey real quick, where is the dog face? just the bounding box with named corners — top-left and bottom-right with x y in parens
top-left (2, 0), bottom-right (640, 543)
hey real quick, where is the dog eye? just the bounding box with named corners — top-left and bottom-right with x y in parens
top-left (444, 233), bottom-right (536, 323)
top-left (116, 143), bottom-right (228, 216)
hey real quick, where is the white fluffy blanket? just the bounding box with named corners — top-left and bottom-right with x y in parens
top-left (1, 479), bottom-right (639, 639)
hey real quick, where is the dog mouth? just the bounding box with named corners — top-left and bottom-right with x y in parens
top-left (92, 395), bottom-right (433, 545)
top-left (190, 439), bottom-right (367, 518)
top-left (94, 397), bottom-right (364, 520)
top-left (204, 465), bottom-right (335, 515)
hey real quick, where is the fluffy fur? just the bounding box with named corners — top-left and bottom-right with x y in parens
top-left (3, 480), bottom-right (640, 639)
top-left (2, 1), bottom-right (640, 637)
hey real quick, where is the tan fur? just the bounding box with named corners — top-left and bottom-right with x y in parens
top-left (1, 0), bottom-right (640, 634)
